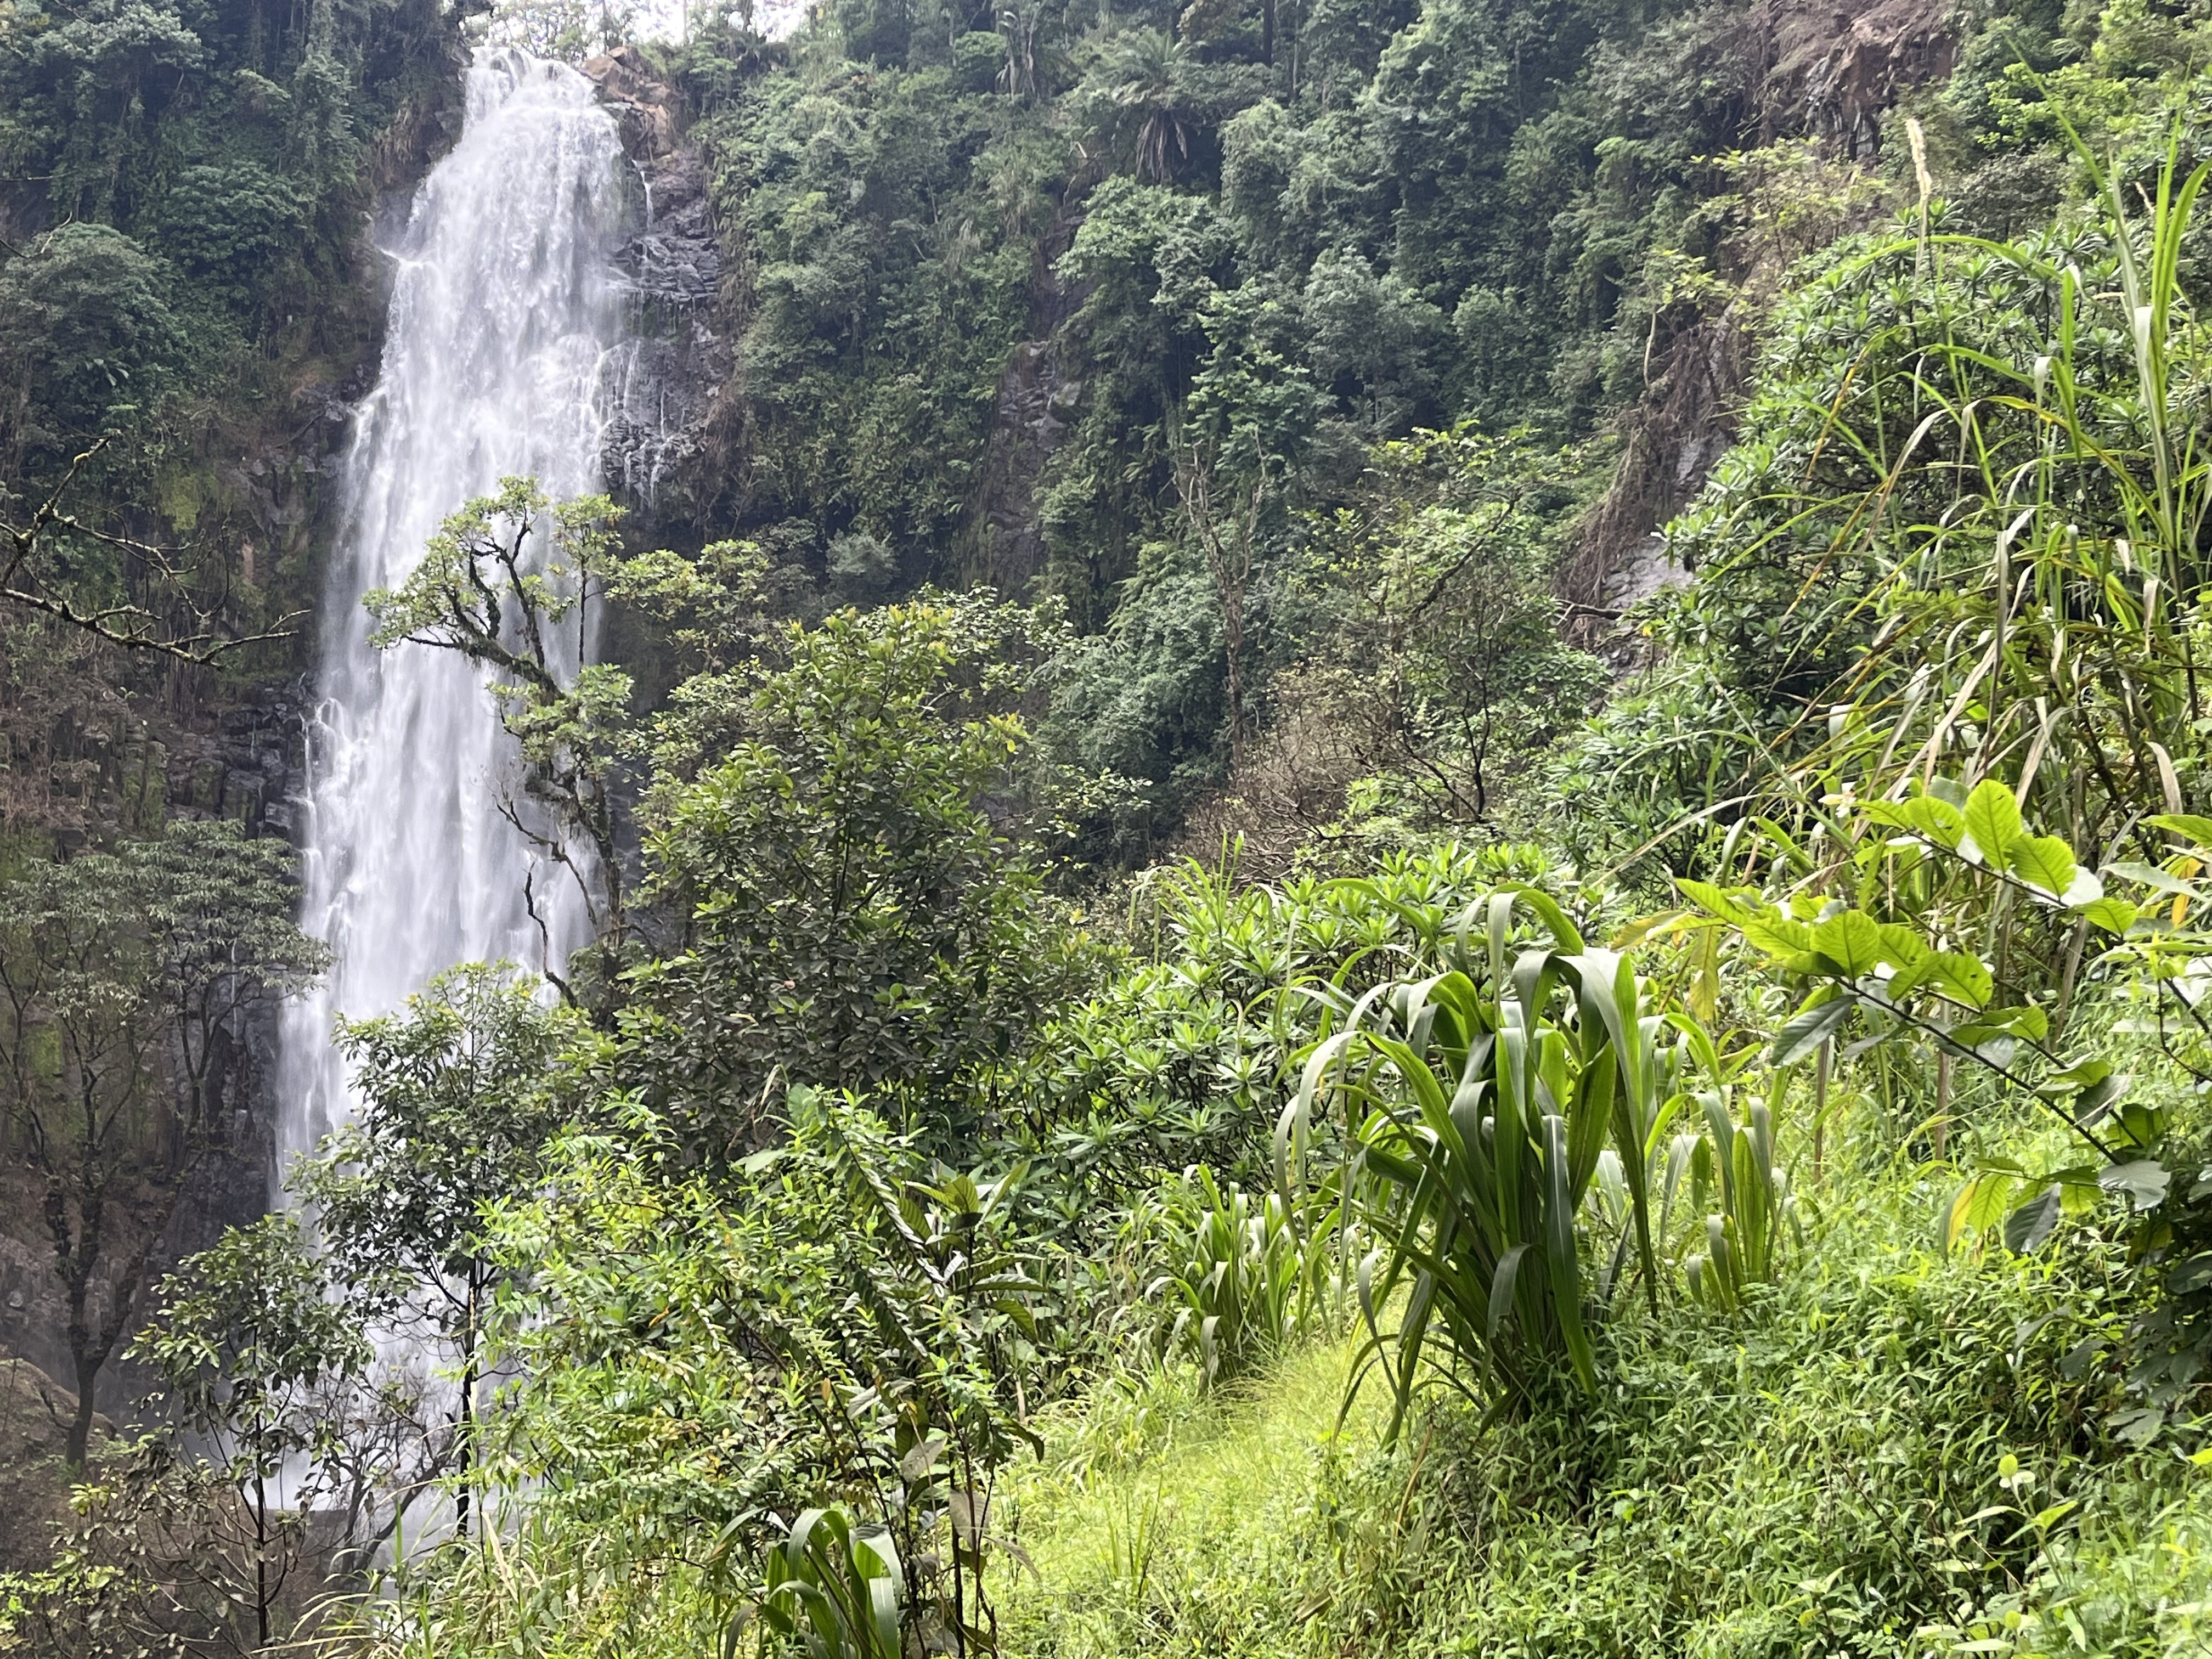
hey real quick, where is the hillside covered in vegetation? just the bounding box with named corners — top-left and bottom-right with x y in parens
top-left (9, 0), bottom-right (2212, 1651)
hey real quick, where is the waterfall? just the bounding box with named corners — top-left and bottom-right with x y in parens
top-left (278, 50), bottom-right (627, 1183)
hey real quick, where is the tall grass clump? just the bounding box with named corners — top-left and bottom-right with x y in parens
top-left (1288, 885), bottom-right (1712, 1415)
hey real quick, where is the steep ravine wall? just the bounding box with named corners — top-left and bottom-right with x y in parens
top-left (1567, 0), bottom-right (1957, 621)
top-left (0, 65), bottom-right (471, 1422)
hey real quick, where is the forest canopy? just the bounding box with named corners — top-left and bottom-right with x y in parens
top-left (14, 0), bottom-right (2212, 1653)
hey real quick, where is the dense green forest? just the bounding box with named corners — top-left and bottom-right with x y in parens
top-left (12, 0), bottom-right (2212, 1649)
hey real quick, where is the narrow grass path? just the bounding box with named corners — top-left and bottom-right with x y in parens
top-left (1000, 1338), bottom-right (1378, 1658)
top-left (996, 1239), bottom-right (2212, 1659)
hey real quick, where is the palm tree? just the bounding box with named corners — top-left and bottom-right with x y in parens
top-left (1098, 28), bottom-right (1192, 183)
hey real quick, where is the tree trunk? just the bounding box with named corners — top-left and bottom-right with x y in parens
top-left (66, 1352), bottom-right (99, 1469)
top-left (1222, 583), bottom-right (1246, 776)
top-left (255, 1468), bottom-right (272, 1648)
top-left (58, 1165), bottom-right (191, 1469)
top-left (456, 1383), bottom-right (474, 1539)
top-left (1175, 451), bottom-right (1261, 782)
top-left (456, 1276), bottom-right (479, 1539)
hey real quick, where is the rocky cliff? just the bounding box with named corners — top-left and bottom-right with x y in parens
top-left (0, 69), bottom-right (467, 1420)
top-left (1564, 0), bottom-right (1957, 620)
top-left (588, 47), bottom-right (734, 534)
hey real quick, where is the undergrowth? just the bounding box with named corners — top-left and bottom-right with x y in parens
top-left (998, 1177), bottom-right (2212, 1659)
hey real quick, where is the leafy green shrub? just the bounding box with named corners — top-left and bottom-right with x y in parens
top-left (456, 1087), bottom-right (1044, 1644)
top-left (151, 160), bottom-right (307, 313)
top-left (1583, 133), bottom-right (2212, 885)
top-left (295, 962), bottom-right (588, 1537)
top-left (1007, 841), bottom-right (1558, 1229)
top-left (1673, 1087), bottom-right (1795, 1311)
top-left (1678, 773), bottom-right (2212, 1441)
top-left (129, 1214), bottom-right (368, 1648)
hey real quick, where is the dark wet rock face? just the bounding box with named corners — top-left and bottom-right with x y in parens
top-left (588, 47), bottom-right (732, 527)
top-left (172, 678), bottom-right (314, 841)
top-left (1562, 0), bottom-right (1954, 617)
top-left (1758, 0), bottom-right (1955, 158)
top-left (963, 340), bottom-right (1077, 596)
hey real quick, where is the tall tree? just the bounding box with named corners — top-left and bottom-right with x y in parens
top-left (294, 963), bottom-right (585, 1538)
top-left (629, 594), bottom-right (1102, 1159)
top-left (0, 820), bottom-right (326, 1466)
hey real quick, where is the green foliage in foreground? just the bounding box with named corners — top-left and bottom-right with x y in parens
top-left (41, 38), bottom-right (2212, 1653)
top-left (999, 1207), bottom-right (2207, 1659)
top-left (346, 1173), bottom-right (2212, 1658)
top-left (296, 795), bottom-right (2196, 1657)
top-left (748, 1507), bottom-right (906, 1659)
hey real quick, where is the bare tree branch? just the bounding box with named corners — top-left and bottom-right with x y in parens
top-left (1, 440), bottom-right (304, 664)
top-left (1175, 434), bottom-right (1266, 777)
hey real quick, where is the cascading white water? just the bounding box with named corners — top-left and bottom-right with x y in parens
top-left (278, 50), bottom-right (627, 1180)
